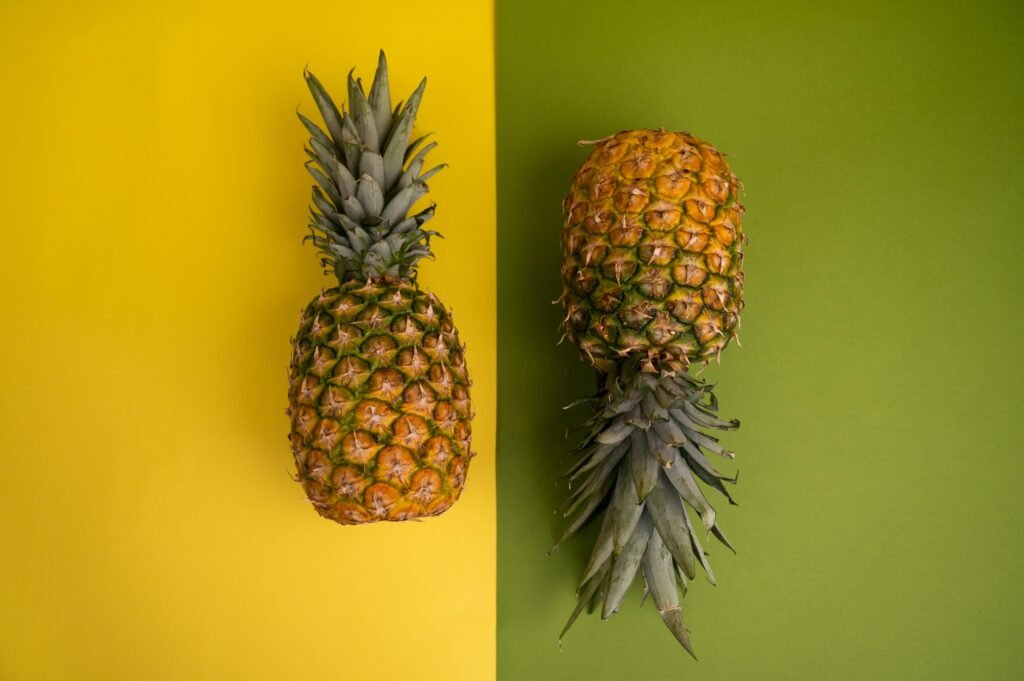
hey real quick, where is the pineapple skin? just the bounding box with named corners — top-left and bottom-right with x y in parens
top-left (561, 129), bottom-right (746, 371)
top-left (288, 280), bottom-right (473, 524)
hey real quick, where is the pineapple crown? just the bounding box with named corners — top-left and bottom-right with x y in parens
top-left (299, 52), bottom-right (444, 283)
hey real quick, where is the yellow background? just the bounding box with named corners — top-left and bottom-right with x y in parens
top-left (0, 1), bottom-right (495, 679)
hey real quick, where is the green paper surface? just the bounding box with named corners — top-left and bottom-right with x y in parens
top-left (496, 1), bottom-right (1024, 678)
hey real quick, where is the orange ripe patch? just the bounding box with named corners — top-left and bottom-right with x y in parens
top-left (599, 140), bottom-right (630, 164)
top-left (454, 420), bottom-right (471, 450)
top-left (563, 230), bottom-right (584, 253)
top-left (724, 309), bottom-right (741, 332)
top-left (654, 172), bottom-right (693, 201)
top-left (583, 209), bottom-right (615, 234)
top-left (567, 200), bottom-right (589, 226)
top-left (387, 501), bottom-right (424, 522)
top-left (413, 296), bottom-right (440, 325)
top-left (341, 430), bottom-right (379, 465)
top-left (669, 290), bottom-right (704, 323)
top-left (403, 381), bottom-right (437, 417)
top-left (390, 315), bottom-right (421, 344)
top-left (590, 177), bottom-right (616, 201)
top-left (694, 310), bottom-right (725, 345)
top-left (367, 368), bottom-right (405, 401)
top-left (452, 385), bottom-right (472, 418)
top-left (302, 478), bottom-right (330, 506)
top-left (331, 502), bottom-right (371, 525)
top-left (409, 469), bottom-right (443, 503)
top-left (308, 345), bottom-right (336, 378)
top-left (393, 414), bottom-right (430, 450)
top-left (376, 446), bottom-right (416, 486)
top-left (600, 249), bottom-right (638, 283)
top-left (332, 355), bottom-right (370, 388)
top-left (448, 456), bottom-right (468, 489)
top-left (396, 346), bottom-right (430, 376)
top-left (423, 435), bottom-right (454, 467)
top-left (702, 279), bottom-right (731, 310)
top-left (677, 223), bottom-right (710, 253)
top-left (607, 218), bottom-right (644, 247)
top-left (448, 349), bottom-right (467, 374)
top-left (329, 323), bottom-right (364, 350)
top-left (613, 185), bottom-right (649, 213)
top-left (354, 399), bottom-right (396, 434)
top-left (331, 466), bottom-right (368, 499)
top-left (319, 384), bottom-right (354, 418)
top-left (637, 239), bottom-right (676, 266)
top-left (425, 496), bottom-right (455, 517)
top-left (713, 221), bottom-right (737, 246)
top-left (705, 249), bottom-right (732, 275)
top-left (703, 175), bottom-right (730, 203)
top-left (293, 405), bottom-right (319, 439)
top-left (363, 483), bottom-right (401, 519)
top-left (356, 304), bottom-right (388, 331)
top-left (434, 401), bottom-right (458, 431)
top-left (642, 130), bottom-right (677, 149)
top-left (574, 165), bottom-right (596, 186)
top-left (672, 260), bottom-right (709, 287)
top-left (671, 146), bottom-right (703, 172)
top-left (685, 198), bottom-right (716, 224)
top-left (360, 335), bottom-right (398, 363)
top-left (700, 145), bottom-right (727, 172)
top-left (330, 294), bottom-right (364, 318)
top-left (421, 332), bottom-right (447, 357)
top-left (289, 433), bottom-right (306, 458)
top-left (313, 418), bottom-right (343, 453)
top-left (620, 151), bottom-right (657, 179)
top-left (306, 311), bottom-right (333, 340)
top-left (303, 448), bottom-right (331, 482)
top-left (645, 208), bottom-right (682, 231)
top-left (379, 287), bottom-right (412, 312)
top-left (428, 363), bottom-right (455, 398)
top-left (295, 375), bottom-right (321, 405)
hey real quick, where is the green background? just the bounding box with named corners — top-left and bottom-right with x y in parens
top-left (496, 1), bottom-right (1024, 679)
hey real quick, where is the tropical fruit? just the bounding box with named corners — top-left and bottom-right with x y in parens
top-left (560, 129), bottom-right (745, 372)
top-left (288, 53), bottom-right (473, 524)
top-left (556, 129), bottom-right (746, 656)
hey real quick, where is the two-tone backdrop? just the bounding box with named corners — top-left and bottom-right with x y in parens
top-left (2, 0), bottom-right (1022, 679)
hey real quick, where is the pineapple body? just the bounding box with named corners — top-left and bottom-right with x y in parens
top-left (289, 280), bottom-right (472, 524)
top-left (561, 129), bottom-right (746, 371)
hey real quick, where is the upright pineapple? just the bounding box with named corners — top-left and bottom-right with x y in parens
top-left (288, 53), bottom-right (473, 524)
top-left (556, 129), bottom-right (746, 655)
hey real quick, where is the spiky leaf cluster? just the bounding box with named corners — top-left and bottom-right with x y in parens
top-left (555, 356), bottom-right (739, 657)
top-left (300, 52), bottom-right (444, 283)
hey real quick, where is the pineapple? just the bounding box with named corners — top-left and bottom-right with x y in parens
top-left (561, 129), bottom-right (745, 372)
top-left (556, 129), bottom-right (746, 655)
top-left (288, 53), bottom-right (473, 524)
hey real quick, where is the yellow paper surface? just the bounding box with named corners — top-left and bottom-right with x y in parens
top-left (0, 2), bottom-right (496, 679)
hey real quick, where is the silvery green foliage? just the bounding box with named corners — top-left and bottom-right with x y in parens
top-left (555, 357), bottom-right (739, 657)
top-left (300, 52), bottom-right (445, 282)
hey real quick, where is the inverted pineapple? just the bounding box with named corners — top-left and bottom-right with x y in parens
top-left (288, 53), bottom-right (473, 524)
top-left (556, 129), bottom-right (746, 656)
top-left (561, 129), bottom-right (745, 371)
